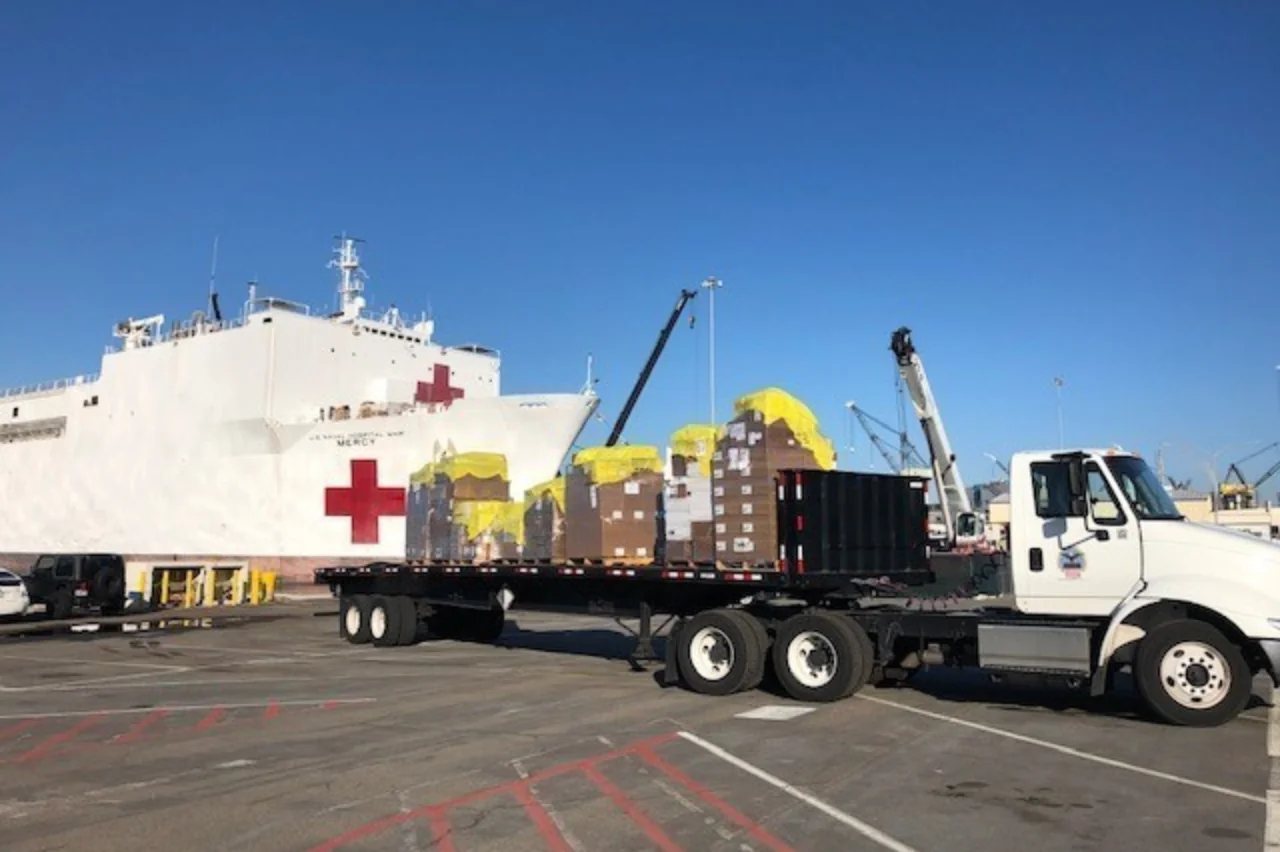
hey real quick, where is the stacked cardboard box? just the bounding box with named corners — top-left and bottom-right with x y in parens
top-left (711, 388), bottom-right (836, 564)
top-left (663, 424), bottom-right (717, 562)
top-left (405, 452), bottom-right (520, 562)
top-left (522, 477), bottom-right (567, 561)
top-left (564, 446), bottom-right (664, 561)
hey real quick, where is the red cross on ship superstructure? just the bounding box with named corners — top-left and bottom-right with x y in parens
top-left (415, 364), bottom-right (464, 406)
top-left (325, 460), bottom-right (406, 544)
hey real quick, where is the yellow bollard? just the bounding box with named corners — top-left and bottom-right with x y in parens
top-left (204, 567), bottom-right (217, 607)
top-left (160, 569), bottom-right (171, 607)
top-left (262, 572), bottom-right (277, 603)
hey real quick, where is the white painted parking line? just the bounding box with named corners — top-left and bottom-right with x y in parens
top-left (678, 730), bottom-right (919, 852)
top-left (734, 705), bottom-right (816, 721)
top-left (1267, 696), bottom-right (1278, 850)
top-left (857, 693), bottom-right (1266, 805)
top-left (0, 697), bottom-right (375, 721)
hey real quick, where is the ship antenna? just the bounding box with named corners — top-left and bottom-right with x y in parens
top-left (208, 235), bottom-right (223, 322)
top-left (328, 233), bottom-right (368, 319)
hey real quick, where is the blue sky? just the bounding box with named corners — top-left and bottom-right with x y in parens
top-left (2, 1), bottom-right (1278, 491)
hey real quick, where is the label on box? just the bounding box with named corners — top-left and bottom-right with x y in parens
top-left (623, 480), bottom-right (640, 495)
top-left (748, 430), bottom-right (763, 446)
top-left (715, 522), bottom-right (726, 534)
top-left (740, 484), bottom-right (752, 496)
top-left (713, 485), bottom-right (724, 497)
top-left (732, 537), bottom-right (753, 552)
top-left (614, 546), bottom-right (626, 557)
top-left (611, 509), bottom-right (623, 520)
top-left (714, 503), bottom-right (725, 516)
top-left (713, 468), bottom-right (724, 480)
top-left (713, 450), bottom-right (723, 462)
top-left (742, 503), bottom-right (753, 515)
top-left (742, 521), bottom-right (754, 533)
top-left (590, 485), bottom-right (598, 509)
top-left (636, 546), bottom-right (648, 557)
top-left (728, 422), bottom-right (746, 441)
top-left (716, 540), bottom-right (727, 552)
top-left (633, 510), bottom-right (644, 520)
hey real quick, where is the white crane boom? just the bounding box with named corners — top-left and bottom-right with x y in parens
top-left (889, 326), bottom-right (974, 543)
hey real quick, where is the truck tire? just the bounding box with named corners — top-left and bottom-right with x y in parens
top-left (342, 595), bottom-right (373, 644)
top-left (725, 609), bottom-right (769, 692)
top-left (370, 596), bottom-right (401, 648)
top-left (676, 608), bottom-right (760, 696)
top-left (1132, 619), bottom-right (1252, 727)
top-left (771, 611), bottom-right (870, 703)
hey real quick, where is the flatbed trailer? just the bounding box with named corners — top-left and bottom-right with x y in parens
top-left (317, 451), bottom-right (1280, 728)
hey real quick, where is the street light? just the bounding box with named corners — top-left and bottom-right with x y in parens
top-left (701, 276), bottom-right (723, 424)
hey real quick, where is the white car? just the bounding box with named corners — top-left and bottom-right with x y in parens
top-left (0, 568), bottom-right (31, 617)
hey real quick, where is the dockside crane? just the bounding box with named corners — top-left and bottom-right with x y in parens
top-left (1220, 441), bottom-right (1280, 510)
top-left (889, 326), bottom-right (984, 548)
top-left (605, 288), bottom-right (698, 447)
top-left (845, 402), bottom-right (929, 472)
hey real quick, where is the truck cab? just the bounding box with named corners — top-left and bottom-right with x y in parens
top-left (1004, 449), bottom-right (1280, 722)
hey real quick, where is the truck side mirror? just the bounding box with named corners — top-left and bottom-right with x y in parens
top-left (1066, 457), bottom-right (1088, 517)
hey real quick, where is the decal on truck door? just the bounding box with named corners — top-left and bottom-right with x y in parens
top-left (1059, 547), bottom-right (1086, 579)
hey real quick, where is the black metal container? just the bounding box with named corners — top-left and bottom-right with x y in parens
top-left (776, 468), bottom-right (932, 582)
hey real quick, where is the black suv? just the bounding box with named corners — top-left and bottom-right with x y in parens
top-left (24, 554), bottom-right (127, 619)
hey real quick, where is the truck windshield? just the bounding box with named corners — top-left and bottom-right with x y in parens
top-left (1103, 456), bottom-right (1183, 520)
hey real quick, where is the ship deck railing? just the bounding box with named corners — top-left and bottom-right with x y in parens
top-left (0, 374), bottom-right (100, 400)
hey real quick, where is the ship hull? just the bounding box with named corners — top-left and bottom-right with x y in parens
top-left (0, 392), bottom-right (596, 582)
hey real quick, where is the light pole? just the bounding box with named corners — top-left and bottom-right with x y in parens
top-left (701, 276), bottom-right (723, 424)
top-left (1053, 376), bottom-right (1065, 449)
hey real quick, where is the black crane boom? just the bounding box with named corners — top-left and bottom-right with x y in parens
top-left (606, 288), bottom-right (698, 447)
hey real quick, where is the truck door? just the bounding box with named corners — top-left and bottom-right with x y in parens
top-left (1016, 458), bottom-right (1143, 616)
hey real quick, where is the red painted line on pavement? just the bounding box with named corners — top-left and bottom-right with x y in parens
top-left (194, 707), bottom-right (226, 732)
top-left (581, 764), bottom-right (683, 852)
top-left (0, 719), bottom-right (38, 741)
top-left (305, 731), bottom-right (680, 852)
top-left (16, 714), bottom-right (105, 763)
top-left (428, 808), bottom-right (456, 852)
top-left (512, 782), bottom-right (573, 852)
top-left (638, 743), bottom-right (797, 852)
top-left (263, 701), bottom-right (281, 721)
top-left (320, 700), bottom-right (340, 710)
top-left (115, 709), bottom-right (169, 744)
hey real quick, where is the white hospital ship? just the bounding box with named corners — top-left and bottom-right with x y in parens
top-left (0, 237), bottom-right (599, 581)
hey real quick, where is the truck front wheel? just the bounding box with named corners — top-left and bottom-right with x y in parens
top-left (1133, 619), bottom-right (1252, 727)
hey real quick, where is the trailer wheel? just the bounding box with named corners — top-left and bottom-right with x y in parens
top-left (772, 611), bottom-right (869, 703)
top-left (370, 596), bottom-right (402, 648)
top-left (394, 597), bottom-right (419, 646)
top-left (677, 609), bottom-right (759, 696)
top-left (723, 610), bottom-right (770, 691)
top-left (1133, 619), bottom-right (1252, 727)
top-left (342, 595), bottom-right (373, 644)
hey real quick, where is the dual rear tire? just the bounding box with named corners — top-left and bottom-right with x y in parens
top-left (676, 608), bottom-right (874, 702)
top-left (339, 595), bottom-right (419, 647)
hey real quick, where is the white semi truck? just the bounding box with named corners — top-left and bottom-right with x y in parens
top-left (319, 448), bottom-right (1280, 728)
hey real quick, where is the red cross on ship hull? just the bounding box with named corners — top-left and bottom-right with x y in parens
top-left (415, 364), bottom-right (465, 406)
top-left (325, 459), bottom-right (406, 545)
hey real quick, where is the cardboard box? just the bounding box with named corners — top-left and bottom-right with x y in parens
top-left (564, 468), bottom-right (663, 560)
